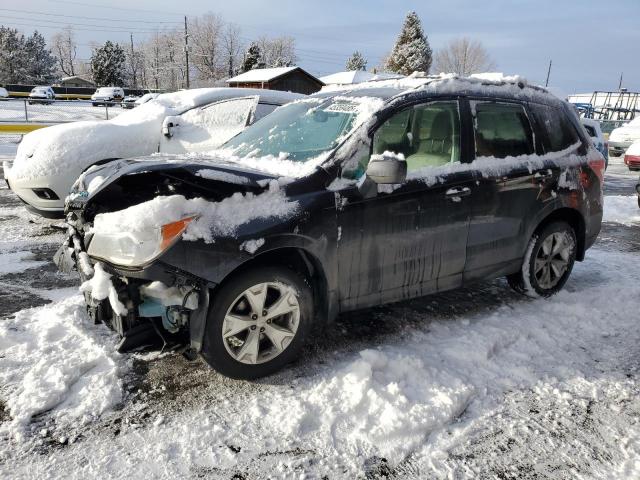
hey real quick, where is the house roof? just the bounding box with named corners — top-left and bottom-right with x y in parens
top-left (320, 70), bottom-right (403, 85)
top-left (226, 66), bottom-right (322, 84)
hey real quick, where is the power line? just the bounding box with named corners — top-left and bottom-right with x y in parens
top-left (0, 7), bottom-right (182, 24)
top-left (1, 20), bottom-right (160, 34)
top-left (1, 14), bottom-right (169, 32)
top-left (50, 0), bottom-right (184, 17)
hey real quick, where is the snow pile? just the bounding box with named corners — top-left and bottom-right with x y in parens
top-left (80, 262), bottom-right (127, 316)
top-left (91, 181), bottom-right (298, 243)
top-left (195, 169), bottom-right (249, 185)
top-left (239, 238), bottom-right (265, 254)
top-left (0, 295), bottom-right (125, 440)
top-left (603, 195), bottom-right (640, 225)
top-left (5, 247), bottom-right (638, 477)
top-left (0, 250), bottom-right (46, 274)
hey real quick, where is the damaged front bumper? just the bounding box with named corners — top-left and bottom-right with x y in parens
top-left (54, 226), bottom-right (211, 355)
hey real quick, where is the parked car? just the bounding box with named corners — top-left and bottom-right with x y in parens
top-left (624, 140), bottom-right (640, 171)
top-left (608, 117), bottom-right (640, 157)
top-left (28, 86), bottom-right (55, 104)
top-left (4, 88), bottom-right (305, 217)
top-left (581, 118), bottom-right (609, 168)
top-left (0, 86), bottom-right (9, 100)
top-left (121, 95), bottom-right (139, 109)
top-left (56, 75), bottom-right (605, 379)
top-left (135, 93), bottom-right (160, 106)
top-left (91, 87), bottom-right (125, 106)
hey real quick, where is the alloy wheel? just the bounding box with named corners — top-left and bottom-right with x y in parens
top-left (221, 282), bottom-right (300, 365)
top-left (533, 232), bottom-right (574, 290)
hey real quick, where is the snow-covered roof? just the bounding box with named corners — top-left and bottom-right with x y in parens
top-left (227, 67), bottom-right (300, 83)
top-left (320, 71), bottom-right (403, 85)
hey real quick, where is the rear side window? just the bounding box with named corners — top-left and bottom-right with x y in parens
top-left (583, 125), bottom-right (596, 138)
top-left (472, 102), bottom-right (535, 158)
top-left (531, 103), bottom-right (580, 153)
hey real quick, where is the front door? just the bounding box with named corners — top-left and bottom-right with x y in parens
top-left (159, 96), bottom-right (259, 154)
top-left (336, 99), bottom-right (475, 311)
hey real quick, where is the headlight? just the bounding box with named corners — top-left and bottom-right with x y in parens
top-left (87, 216), bottom-right (194, 267)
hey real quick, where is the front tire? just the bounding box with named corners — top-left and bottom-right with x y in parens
top-left (507, 221), bottom-right (577, 298)
top-left (201, 266), bottom-right (314, 379)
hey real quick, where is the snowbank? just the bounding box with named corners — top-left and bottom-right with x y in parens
top-left (91, 181), bottom-right (298, 243)
top-left (603, 195), bottom-right (640, 225)
top-left (0, 295), bottom-right (125, 441)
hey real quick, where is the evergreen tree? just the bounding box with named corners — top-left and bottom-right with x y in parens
top-left (24, 31), bottom-right (57, 84)
top-left (385, 11), bottom-right (432, 75)
top-left (0, 27), bottom-right (27, 84)
top-left (345, 51), bottom-right (367, 71)
top-left (91, 41), bottom-right (126, 86)
top-left (241, 42), bottom-right (261, 73)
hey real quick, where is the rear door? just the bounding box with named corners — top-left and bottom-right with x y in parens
top-left (336, 99), bottom-right (475, 310)
top-left (464, 99), bottom-right (548, 281)
top-left (159, 96), bottom-right (259, 154)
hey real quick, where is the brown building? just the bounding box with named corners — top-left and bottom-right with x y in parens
top-left (226, 66), bottom-right (324, 95)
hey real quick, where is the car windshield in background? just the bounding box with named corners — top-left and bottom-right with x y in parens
top-left (224, 99), bottom-right (362, 161)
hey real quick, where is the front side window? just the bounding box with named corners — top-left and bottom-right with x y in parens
top-left (473, 102), bottom-right (534, 158)
top-left (531, 103), bottom-right (580, 153)
top-left (372, 101), bottom-right (461, 172)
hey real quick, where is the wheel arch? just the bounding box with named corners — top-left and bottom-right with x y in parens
top-left (530, 207), bottom-right (586, 261)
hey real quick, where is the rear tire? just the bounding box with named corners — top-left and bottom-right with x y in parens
top-left (507, 221), bottom-right (577, 298)
top-left (201, 266), bottom-right (314, 380)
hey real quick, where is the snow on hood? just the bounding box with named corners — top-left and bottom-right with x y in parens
top-left (91, 180), bottom-right (299, 243)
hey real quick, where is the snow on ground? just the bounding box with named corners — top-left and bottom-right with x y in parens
top-left (0, 295), bottom-right (126, 443)
top-left (0, 251), bottom-right (46, 274)
top-left (0, 246), bottom-right (639, 478)
top-left (0, 100), bottom-right (120, 123)
top-left (603, 195), bottom-right (640, 225)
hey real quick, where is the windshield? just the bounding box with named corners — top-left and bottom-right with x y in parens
top-left (224, 98), bottom-right (363, 162)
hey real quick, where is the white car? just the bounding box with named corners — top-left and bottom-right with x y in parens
top-left (135, 93), bottom-right (160, 106)
top-left (28, 86), bottom-right (55, 104)
top-left (4, 88), bottom-right (305, 217)
top-left (91, 87), bottom-right (125, 106)
top-left (0, 86), bottom-right (9, 100)
top-left (608, 117), bottom-right (640, 157)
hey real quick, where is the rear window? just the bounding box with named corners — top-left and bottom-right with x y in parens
top-left (531, 103), bottom-right (580, 153)
top-left (472, 102), bottom-right (535, 158)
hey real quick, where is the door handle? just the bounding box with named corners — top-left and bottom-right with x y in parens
top-left (445, 187), bottom-right (471, 199)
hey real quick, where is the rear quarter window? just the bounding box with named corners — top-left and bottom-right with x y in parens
top-left (531, 103), bottom-right (581, 153)
top-left (472, 101), bottom-right (535, 159)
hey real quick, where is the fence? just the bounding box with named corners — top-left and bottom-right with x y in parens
top-left (0, 98), bottom-right (125, 135)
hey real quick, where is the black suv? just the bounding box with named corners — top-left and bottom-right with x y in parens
top-left (57, 77), bottom-right (605, 379)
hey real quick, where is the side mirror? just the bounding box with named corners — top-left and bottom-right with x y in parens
top-left (162, 116), bottom-right (180, 137)
top-left (365, 153), bottom-right (407, 184)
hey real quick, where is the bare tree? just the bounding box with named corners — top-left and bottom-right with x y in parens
top-left (257, 36), bottom-right (296, 67)
top-left (433, 37), bottom-right (496, 76)
top-left (51, 26), bottom-right (77, 77)
top-left (190, 14), bottom-right (225, 82)
top-left (222, 23), bottom-right (243, 78)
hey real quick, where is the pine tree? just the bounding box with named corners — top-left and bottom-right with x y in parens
top-left (345, 51), bottom-right (367, 71)
top-left (91, 41), bottom-right (126, 86)
top-left (24, 31), bottom-right (57, 84)
top-left (385, 11), bottom-right (432, 76)
top-left (241, 42), bottom-right (261, 73)
top-left (0, 27), bottom-right (28, 84)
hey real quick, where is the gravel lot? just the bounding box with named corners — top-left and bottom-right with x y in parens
top-left (1, 142), bottom-right (639, 479)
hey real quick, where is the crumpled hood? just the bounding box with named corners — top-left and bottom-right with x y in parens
top-left (67, 154), bottom-right (280, 221)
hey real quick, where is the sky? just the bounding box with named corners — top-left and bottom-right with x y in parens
top-left (3, 0), bottom-right (639, 93)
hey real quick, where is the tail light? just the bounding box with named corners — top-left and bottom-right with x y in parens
top-left (588, 157), bottom-right (605, 186)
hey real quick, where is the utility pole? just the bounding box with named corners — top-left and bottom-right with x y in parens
top-left (130, 33), bottom-right (136, 89)
top-left (545, 59), bottom-right (552, 87)
top-left (184, 16), bottom-right (190, 89)
top-left (618, 72), bottom-right (623, 90)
